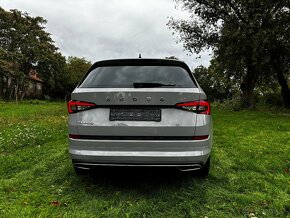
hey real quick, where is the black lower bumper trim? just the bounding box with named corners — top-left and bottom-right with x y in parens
top-left (71, 135), bottom-right (197, 140)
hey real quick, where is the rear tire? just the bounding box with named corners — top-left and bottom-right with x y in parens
top-left (196, 156), bottom-right (210, 177)
top-left (74, 166), bottom-right (89, 175)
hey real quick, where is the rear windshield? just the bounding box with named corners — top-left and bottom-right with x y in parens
top-left (79, 66), bottom-right (196, 88)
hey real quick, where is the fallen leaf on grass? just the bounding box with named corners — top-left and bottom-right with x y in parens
top-left (51, 201), bottom-right (61, 206)
top-left (50, 201), bottom-right (68, 207)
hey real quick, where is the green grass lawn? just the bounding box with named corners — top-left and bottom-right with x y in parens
top-left (0, 101), bottom-right (289, 217)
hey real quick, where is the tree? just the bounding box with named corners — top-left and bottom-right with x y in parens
top-left (168, 0), bottom-right (290, 108)
top-left (65, 56), bottom-right (91, 94)
top-left (193, 59), bottom-right (239, 102)
top-left (0, 48), bottom-right (24, 99)
top-left (0, 7), bottom-right (67, 100)
top-left (37, 51), bottom-right (67, 99)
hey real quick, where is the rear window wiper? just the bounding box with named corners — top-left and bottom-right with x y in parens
top-left (133, 82), bottom-right (176, 88)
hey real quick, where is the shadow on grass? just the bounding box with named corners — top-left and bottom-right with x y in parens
top-left (49, 162), bottom-right (231, 216)
top-left (88, 166), bottom-right (190, 188)
top-left (68, 166), bottom-right (225, 200)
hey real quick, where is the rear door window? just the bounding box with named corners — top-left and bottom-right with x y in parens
top-left (79, 66), bottom-right (196, 88)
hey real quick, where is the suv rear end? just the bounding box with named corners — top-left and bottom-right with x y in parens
top-left (68, 59), bottom-right (212, 176)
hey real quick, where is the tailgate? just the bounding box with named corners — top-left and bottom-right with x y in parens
top-left (72, 88), bottom-right (201, 137)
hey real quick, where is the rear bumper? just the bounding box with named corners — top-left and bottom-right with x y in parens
top-left (69, 136), bottom-right (212, 168)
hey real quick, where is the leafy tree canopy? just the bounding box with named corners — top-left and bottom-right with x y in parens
top-left (0, 7), bottom-right (67, 99)
top-left (65, 56), bottom-right (91, 93)
top-left (168, 0), bottom-right (290, 108)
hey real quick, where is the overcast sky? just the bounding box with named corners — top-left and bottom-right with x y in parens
top-left (1, 0), bottom-right (210, 68)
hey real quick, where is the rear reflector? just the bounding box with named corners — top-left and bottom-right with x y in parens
top-left (192, 135), bottom-right (209, 140)
top-left (69, 134), bottom-right (80, 139)
top-left (176, 100), bottom-right (210, 115)
top-left (67, 100), bottom-right (96, 113)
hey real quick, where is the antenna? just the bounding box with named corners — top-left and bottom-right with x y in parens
top-left (138, 54), bottom-right (142, 58)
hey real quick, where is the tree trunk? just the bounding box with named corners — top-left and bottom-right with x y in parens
top-left (271, 57), bottom-right (290, 108)
top-left (15, 83), bottom-right (18, 102)
top-left (6, 76), bottom-right (13, 100)
top-left (8, 84), bottom-right (14, 100)
top-left (276, 68), bottom-right (290, 108)
top-left (20, 84), bottom-right (25, 100)
top-left (240, 83), bottom-right (256, 108)
top-left (0, 77), bottom-right (3, 99)
top-left (240, 64), bottom-right (257, 109)
top-left (4, 76), bottom-right (9, 99)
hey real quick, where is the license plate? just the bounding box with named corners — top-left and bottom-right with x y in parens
top-left (109, 108), bottom-right (161, 121)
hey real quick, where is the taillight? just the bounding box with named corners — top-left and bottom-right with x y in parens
top-left (176, 100), bottom-right (210, 115)
top-left (67, 100), bottom-right (97, 113)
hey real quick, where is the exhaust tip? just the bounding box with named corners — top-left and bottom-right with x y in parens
top-left (178, 164), bottom-right (202, 172)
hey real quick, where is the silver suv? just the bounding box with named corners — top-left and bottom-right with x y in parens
top-left (68, 59), bottom-right (212, 176)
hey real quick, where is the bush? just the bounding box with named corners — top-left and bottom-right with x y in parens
top-left (257, 93), bottom-right (284, 107)
top-left (211, 96), bottom-right (242, 111)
